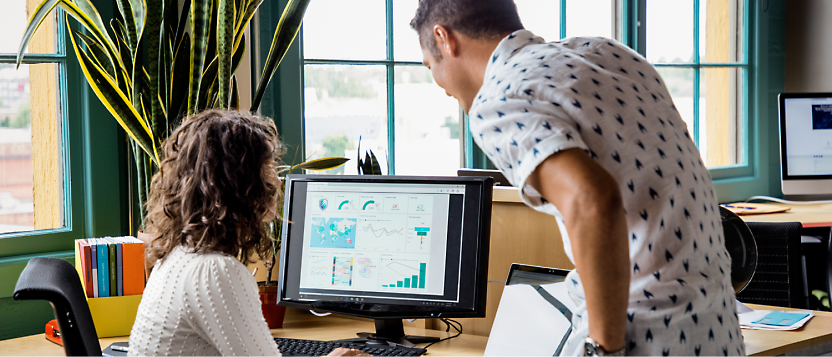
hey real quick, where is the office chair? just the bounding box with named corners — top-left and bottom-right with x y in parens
top-left (736, 220), bottom-right (806, 308)
top-left (721, 207), bottom-right (758, 294)
top-left (13, 257), bottom-right (102, 356)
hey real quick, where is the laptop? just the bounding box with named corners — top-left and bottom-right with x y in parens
top-left (484, 264), bottom-right (576, 356)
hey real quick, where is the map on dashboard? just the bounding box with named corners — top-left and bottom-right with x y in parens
top-left (310, 217), bottom-right (356, 249)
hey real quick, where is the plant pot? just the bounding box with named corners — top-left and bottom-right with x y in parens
top-left (259, 285), bottom-right (286, 329)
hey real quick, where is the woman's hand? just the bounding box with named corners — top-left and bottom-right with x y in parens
top-left (327, 347), bottom-right (372, 356)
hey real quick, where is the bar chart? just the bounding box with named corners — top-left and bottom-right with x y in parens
top-left (379, 259), bottom-right (427, 289)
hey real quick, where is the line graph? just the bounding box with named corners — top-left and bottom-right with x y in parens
top-left (379, 258), bottom-right (426, 289)
top-left (362, 223), bottom-right (405, 238)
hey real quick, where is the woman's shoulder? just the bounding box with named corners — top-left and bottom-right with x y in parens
top-left (163, 246), bottom-right (251, 277)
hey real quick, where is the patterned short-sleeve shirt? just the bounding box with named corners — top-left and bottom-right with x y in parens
top-left (469, 30), bottom-right (745, 356)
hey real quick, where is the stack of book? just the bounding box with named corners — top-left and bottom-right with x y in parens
top-left (75, 237), bottom-right (145, 298)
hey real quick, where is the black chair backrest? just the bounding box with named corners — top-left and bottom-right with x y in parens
top-left (736, 221), bottom-right (805, 309)
top-left (13, 257), bottom-right (101, 356)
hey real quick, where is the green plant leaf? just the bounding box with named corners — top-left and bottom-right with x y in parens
top-left (217, 0), bottom-right (235, 108)
top-left (168, 32), bottom-right (190, 127)
top-left (293, 157), bottom-right (351, 172)
top-left (115, 0), bottom-right (138, 49)
top-left (75, 31), bottom-right (115, 78)
top-left (187, 0), bottom-right (212, 114)
top-left (250, 0), bottom-right (310, 111)
top-left (144, 0), bottom-right (164, 138)
top-left (68, 25), bottom-right (158, 164)
top-left (234, 0), bottom-right (264, 49)
top-left (59, 0), bottom-right (122, 68)
top-left (16, 0), bottom-right (62, 67)
top-left (197, 56), bottom-right (218, 110)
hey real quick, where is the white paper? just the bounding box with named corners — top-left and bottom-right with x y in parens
top-left (738, 309), bottom-right (814, 330)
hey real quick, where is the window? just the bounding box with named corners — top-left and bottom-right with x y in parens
top-left (0, 1), bottom-right (65, 235)
top-left (272, 0), bottom-right (754, 186)
top-left (646, 0), bottom-right (746, 168)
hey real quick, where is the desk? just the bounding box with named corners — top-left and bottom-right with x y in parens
top-left (739, 202), bottom-right (832, 228)
top-left (4, 309), bottom-right (832, 356)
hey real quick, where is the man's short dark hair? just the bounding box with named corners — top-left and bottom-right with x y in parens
top-left (410, 0), bottom-right (524, 59)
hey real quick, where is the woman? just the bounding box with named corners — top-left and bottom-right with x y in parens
top-left (128, 110), bottom-right (367, 356)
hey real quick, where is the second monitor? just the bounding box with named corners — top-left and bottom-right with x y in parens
top-left (277, 175), bottom-right (493, 347)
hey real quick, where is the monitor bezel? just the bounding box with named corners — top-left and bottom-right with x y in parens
top-left (277, 175), bottom-right (493, 319)
top-left (779, 92), bottom-right (832, 181)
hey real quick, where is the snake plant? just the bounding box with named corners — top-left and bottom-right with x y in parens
top-left (17, 0), bottom-right (348, 230)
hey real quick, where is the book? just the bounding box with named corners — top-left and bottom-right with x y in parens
top-left (90, 238), bottom-right (99, 298)
top-left (116, 240), bottom-right (123, 297)
top-left (119, 236), bottom-right (146, 296)
top-left (107, 238), bottom-right (117, 297)
top-left (77, 239), bottom-right (94, 298)
top-left (97, 238), bottom-right (109, 297)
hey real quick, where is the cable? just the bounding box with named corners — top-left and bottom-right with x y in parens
top-left (424, 318), bottom-right (463, 349)
top-left (309, 310), bottom-right (331, 317)
top-left (744, 195), bottom-right (832, 205)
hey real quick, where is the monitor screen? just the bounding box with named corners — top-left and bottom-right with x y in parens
top-left (278, 175), bottom-right (492, 319)
top-left (781, 94), bottom-right (832, 178)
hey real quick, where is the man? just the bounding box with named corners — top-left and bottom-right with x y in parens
top-left (410, 1), bottom-right (744, 356)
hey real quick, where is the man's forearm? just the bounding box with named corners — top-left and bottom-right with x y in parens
top-left (566, 201), bottom-right (630, 352)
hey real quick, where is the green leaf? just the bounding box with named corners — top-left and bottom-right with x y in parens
top-left (250, 0), bottom-right (310, 111)
top-left (144, 0), bottom-right (164, 139)
top-left (59, 0), bottom-right (121, 68)
top-left (68, 26), bottom-right (158, 164)
top-left (16, 0), bottom-right (62, 67)
top-left (293, 157), bottom-right (350, 172)
top-left (187, 0), bottom-right (212, 114)
top-left (197, 56), bottom-right (218, 110)
top-left (234, 0), bottom-right (264, 49)
top-left (75, 31), bottom-right (115, 78)
top-left (217, 0), bottom-right (235, 108)
top-left (116, 0), bottom-right (139, 49)
top-left (168, 33), bottom-right (190, 128)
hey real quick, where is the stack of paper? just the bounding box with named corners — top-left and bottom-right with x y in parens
top-left (739, 309), bottom-right (814, 330)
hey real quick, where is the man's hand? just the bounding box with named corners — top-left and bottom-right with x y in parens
top-left (527, 148), bottom-right (630, 352)
top-left (327, 347), bottom-right (372, 356)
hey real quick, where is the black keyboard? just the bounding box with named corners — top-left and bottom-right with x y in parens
top-left (274, 337), bottom-right (427, 356)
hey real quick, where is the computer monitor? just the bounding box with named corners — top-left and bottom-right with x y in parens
top-left (277, 175), bottom-right (493, 346)
top-left (779, 93), bottom-right (832, 198)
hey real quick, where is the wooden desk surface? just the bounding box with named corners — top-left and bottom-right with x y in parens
top-left (6, 309), bottom-right (832, 356)
top-left (0, 316), bottom-right (486, 356)
top-left (738, 202), bottom-right (832, 227)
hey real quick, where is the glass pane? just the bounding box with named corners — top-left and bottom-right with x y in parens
top-left (0, 1), bottom-right (58, 54)
top-left (393, 0), bottom-right (422, 62)
top-left (515, 0), bottom-right (561, 42)
top-left (0, 63), bottom-right (64, 234)
top-left (303, 0), bottom-right (387, 60)
top-left (700, 0), bottom-right (743, 63)
top-left (656, 67), bottom-right (695, 137)
top-left (700, 67), bottom-right (743, 167)
top-left (394, 66), bottom-right (460, 176)
top-left (646, 0), bottom-right (694, 63)
top-left (304, 65), bottom-right (388, 174)
top-left (566, 0), bottom-right (614, 38)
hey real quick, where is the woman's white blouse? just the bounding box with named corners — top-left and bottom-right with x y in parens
top-left (128, 246), bottom-right (281, 356)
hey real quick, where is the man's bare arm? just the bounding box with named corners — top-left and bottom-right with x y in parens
top-left (527, 148), bottom-right (630, 352)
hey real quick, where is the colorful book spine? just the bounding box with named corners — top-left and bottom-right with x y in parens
top-left (107, 238), bottom-right (117, 297)
top-left (78, 239), bottom-right (93, 298)
top-left (120, 236), bottom-right (146, 296)
top-left (97, 238), bottom-right (109, 297)
top-left (116, 240), bottom-right (123, 296)
top-left (90, 238), bottom-right (99, 298)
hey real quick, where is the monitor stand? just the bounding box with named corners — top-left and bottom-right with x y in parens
top-left (334, 319), bottom-right (440, 348)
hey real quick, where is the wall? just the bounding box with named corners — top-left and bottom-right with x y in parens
top-left (784, 0), bottom-right (832, 92)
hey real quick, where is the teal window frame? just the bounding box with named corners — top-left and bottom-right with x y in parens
top-left (261, 0), bottom-right (785, 202)
top-left (0, 1), bottom-right (130, 298)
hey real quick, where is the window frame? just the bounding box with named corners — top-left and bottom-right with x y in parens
top-left (262, 0), bottom-right (783, 203)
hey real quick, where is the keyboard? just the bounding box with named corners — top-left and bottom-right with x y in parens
top-left (274, 337), bottom-right (427, 356)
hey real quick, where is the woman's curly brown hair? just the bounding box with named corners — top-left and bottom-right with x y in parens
top-left (145, 109), bottom-right (283, 267)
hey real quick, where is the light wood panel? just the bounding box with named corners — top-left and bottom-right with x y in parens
top-left (737, 202), bottom-right (832, 227)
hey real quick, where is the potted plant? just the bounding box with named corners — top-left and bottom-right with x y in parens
top-left (19, 0), bottom-right (349, 327)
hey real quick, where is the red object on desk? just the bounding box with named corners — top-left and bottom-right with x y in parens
top-left (45, 319), bottom-right (62, 346)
